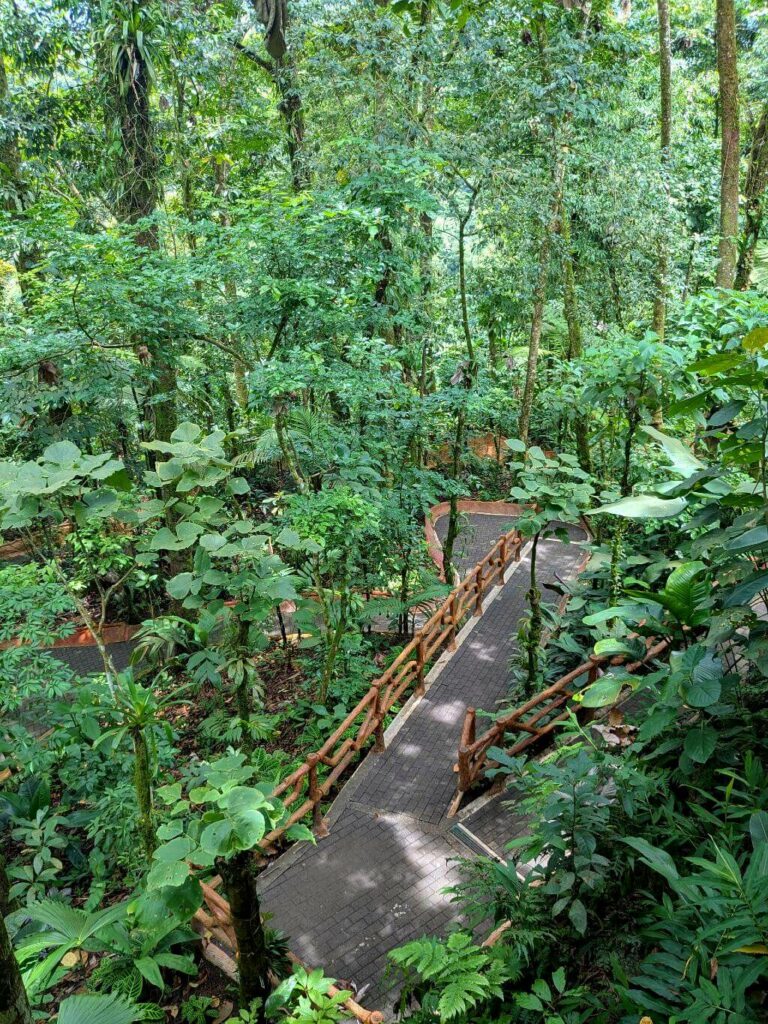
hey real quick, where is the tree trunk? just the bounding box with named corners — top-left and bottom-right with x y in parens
top-left (0, 861), bottom-right (33, 1024)
top-left (0, 56), bottom-right (40, 305)
top-left (518, 157), bottom-right (565, 447)
top-left (525, 533), bottom-right (542, 693)
top-left (735, 104), bottom-right (768, 289)
top-left (220, 851), bottom-right (270, 1014)
top-left (106, 7), bottom-right (177, 444)
top-left (652, 0), bottom-right (672, 341)
top-left (441, 192), bottom-right (478, 582)
top-left (561, 207), bottom-right (592, 474)
top-left (132, 726), bottom-right (155, 859)
top-left (715, 0), bottom-right (740, 289)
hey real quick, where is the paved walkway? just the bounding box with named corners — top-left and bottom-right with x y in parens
top-left (260, 516), bottom-right (588, 1011)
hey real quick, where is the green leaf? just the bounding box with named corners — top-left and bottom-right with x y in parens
top-left (516, 993), bottom-right (544, 1011)
top-left (585, 494), bottom-right (687, 519)
top-left (641, 426), bottom-right (705, 477)
top-left (532, 978), bottom-right (552, 1001)
top-left (170, 422), bottom-right (202, 443)
top-left (167, 573), bottom-right (195, 599)
top-left (43, 440), bottom-right (81, 466)
top-left (743, 326), bottom-right (768, 352)
top-left (146, 859), bottom-right (190, 890)
top-left (724, 525), bottom-right (768, 551)
top-left (135, 955), bottom-right (165, 991)
top-left (285, 823), bottom-right (315, 843)
top-left (58, 994), bottom-right (140, 1024)
top-left (153, 836), bottom-right (194, 863)
top-left (506, 438), bottom-right (527, 452)
top-left (580, 675), bottom-right (625, 708)
top-left (200, 819), bottom-right (234, 857)
top-left (682, 651), bottom-right (722, 708)
top-left (552, 967), bottom-right (566, 994)
top-left (683, 725), bottom-right (718, 764)
top-left (622, 837), bottom-right (679, 882)
top-left (568, 899), bottom-right (587, 934)
top-left (724, 571), bottom-right (768, 608)
top-left (593, 638), bottom-right (639, 658)
top-left (749, 811), bottom-right (768, 847)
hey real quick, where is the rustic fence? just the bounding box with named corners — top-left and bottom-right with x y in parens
top-left (448, 636), bottom-right (672, 816)
top-left (261, 526), bottom-right (525, 850)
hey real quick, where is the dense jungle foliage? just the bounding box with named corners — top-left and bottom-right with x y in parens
top-left (2, 0), bottom-right (768, 1021)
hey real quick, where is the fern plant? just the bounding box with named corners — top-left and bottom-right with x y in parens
top-left (387, 932), bottom-right (518, 1022)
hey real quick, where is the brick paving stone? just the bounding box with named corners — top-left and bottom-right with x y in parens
top-left (261, 517), bottom-right (589, 1010)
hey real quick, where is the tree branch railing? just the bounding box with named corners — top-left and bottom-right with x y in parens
top-left (448, 636), bottom-right (672, 816)
top-left (262, 527), bottom-right (525, 851)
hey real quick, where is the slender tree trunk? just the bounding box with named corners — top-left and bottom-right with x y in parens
top-left (561, 207), bottom-right (592, 474)
top-left (132, 726), bottom-right (155, 859)
top-left (715, 0), bottom-right (740, 289)
top-left (525, 533), bottom-right (542, 693)
top-left (735, 104), bottom-right (768, 289)
top-left (0, 881), bottom-right (32, 1024)
top-left (0, 56), bottom-right (40, 304)
top-left (220, 851), bottom-right (269, 1015)
top-left (652, 0), bottom-right (672, 340)
top-left (442, 191), bottom-right (478, 582)
top-left (518, 156), bottom-right (565, 447)
top-left (244, 1), bottom-right (309, 192)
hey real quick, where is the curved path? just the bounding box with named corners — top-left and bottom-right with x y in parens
top-left (259, 515), bottom-right (588, 1011)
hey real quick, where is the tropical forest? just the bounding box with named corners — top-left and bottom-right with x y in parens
top-left (1, 0), bottom-right (768, 1022)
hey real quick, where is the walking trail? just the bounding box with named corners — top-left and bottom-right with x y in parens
top-left (257, 514), bottom-right (588, 1010)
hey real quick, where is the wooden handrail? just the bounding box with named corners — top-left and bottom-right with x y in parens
top-left (261, 527), bottom-right (525, 851)
top-left (449, 636), bottom-right (672, 815)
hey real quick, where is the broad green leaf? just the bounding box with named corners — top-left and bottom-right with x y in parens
top-left (135, 955), bottom-right (165, 990)
top-left (580, 675), bottom-right (625, 708)
top-left (724, 571), bottom-right (768, 608)
top-left (743, 326), bottom-right (768, 352)
top-left (146, 859), bottom-right (190, 890)
top-left (200, 819), bottom-right (234, 857)
top-left (153, 836), bottom-right (194, 863)
top-left (622, 837), bottom-right (679, 882)
top-left (641, 426), bottom-right (704, 477)
top-left (585, 494), bottom-right (687, 519)
top-left (683, 724), bottom-right (718, 763)
top-left (724, 525), bottom-right (768, 551)
top-left (58, 993), bottom-right (140, 1024)
top-left (43, 440), bottom-right (81, 466)
top-left (170, 422), bottom-right (202, 443)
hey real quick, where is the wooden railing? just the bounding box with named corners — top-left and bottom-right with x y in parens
top-left (448, 636), bottom-right (672, 816)
top-left (262, 527), bottom-right (525, 850)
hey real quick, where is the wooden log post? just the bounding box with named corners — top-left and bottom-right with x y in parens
top-left (373, 685), bottom-right (385, 752)
top-left (499, 537), bottom-right (507, 577)
top-left (448, 593), bottom-right (459, 650)
top-left (416, 635), bottom-right (427, 696)
top-left (307, 754), bottom-right (329, 837)
top-left (474, 564), bottom-right (485, 616)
